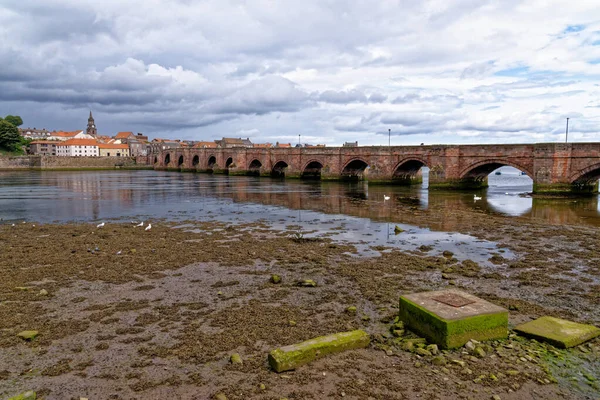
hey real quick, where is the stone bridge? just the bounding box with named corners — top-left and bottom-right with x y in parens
top-left (148, 143), bottom-right (600, 194)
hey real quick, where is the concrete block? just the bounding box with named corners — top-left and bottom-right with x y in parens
top-left (399, 289), bottom-right (508, 349)
top-left (268, 330), bottom-right (370, 372)
top-left (514, 316), bottom-right (600, 348)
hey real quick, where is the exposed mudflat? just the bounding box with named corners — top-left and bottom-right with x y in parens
top-left (0, 205), bottom-right (599, 399)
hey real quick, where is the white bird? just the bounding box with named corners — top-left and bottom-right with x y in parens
top-left (135, 221), bottom-right (144, 227)
top-left (383, 195), bottom-right (390, 201)
top-left (116, 250), bottom-right (122, 255)
top-left (11, 223), bottom-right (15, 227)
top-left (96, 222), bottom-right (105, 228)
top-left (473, 195), bottom-right (482, 201)
top-left (145, 223), bottom-right (152, 231)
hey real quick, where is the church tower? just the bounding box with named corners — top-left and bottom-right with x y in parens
top-left (86, 110), bottom-right (97, 136)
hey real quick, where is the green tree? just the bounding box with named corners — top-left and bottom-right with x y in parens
top-left (0, 119), bottom-right (21, 150)
top-left (4, 115), bottom-right (23, 127)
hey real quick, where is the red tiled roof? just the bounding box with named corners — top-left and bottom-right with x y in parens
top-left (60, 139), bottom-right (99, 146)
top-left (115, 131), bottom-right (134, 139)
top-left (30, 141), bottom-right (59, 145)
top-left (98, 143), bottom-right (129, 149)
top-left (52, 131), bottom-right (84, 138)
top-left (277, 143), bottom-right (292, 148)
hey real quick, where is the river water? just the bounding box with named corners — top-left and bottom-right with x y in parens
top-left (1, 168), bottom-right (599, 265)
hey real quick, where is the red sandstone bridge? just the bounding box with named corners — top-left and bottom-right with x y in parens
top-left (149, 142), bottom-right (600, 194)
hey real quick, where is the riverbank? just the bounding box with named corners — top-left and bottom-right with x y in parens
top-left (0, 155), bottom-right (151, 170)
top-left (0, 209), bottom-right (598, 399)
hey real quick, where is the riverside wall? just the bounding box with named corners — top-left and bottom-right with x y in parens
top-left (0, 156), bottom-right (147, 170)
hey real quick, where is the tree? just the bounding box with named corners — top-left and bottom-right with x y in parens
top-left (4, 115), bottom-right (23, 127)
top-left (0, 119), bottom-right (21, 150)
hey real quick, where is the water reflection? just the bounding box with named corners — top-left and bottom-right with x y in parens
top-left (0, 169), bottom-right (599, 227)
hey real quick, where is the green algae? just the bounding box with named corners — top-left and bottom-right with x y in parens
top-left (514, 316), bottom-right (600, 348)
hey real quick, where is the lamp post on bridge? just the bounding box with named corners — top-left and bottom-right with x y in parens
top-left (298, 134), bottom-right (301, 147)
top-left (565, 118), bottom-right (570, 143)
top-left (388, 128), bottom-right (391, 147)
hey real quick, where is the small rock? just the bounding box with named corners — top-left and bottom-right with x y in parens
top-left (463, 368), bottom-right (473, 375)
top-left (214, 394), bottom-right (227, 400)
top-left (259, 383), bottom-right (266, 390)
top-left (442, 273), bottom-right (451, 280)
top-left (427, 344), bottom-right (439, 355)
top-left (452, 359), bottom-right (466, 368)
top-left (402, 341), bottom-right (415, 352)
top-left (297, 279), bottom-right (317, 287)
top-left (492, 395), bottom-right (501, 400)
top-left (361, 315), bottom-right (370, 321)
top-left (394, 225), bottom-right (404, 234)
top-left (508, 304), bottom-right (519, 311)
top-left (448, 280), bottom-right (456, 285)
top-left (415, 348), bottom-right (432, 357)
top-left (414, 361), bottom-right (424, 368)
top-left (465, 341), bottom-right (476, 351)
top-left (288, 320), bottom-right (296, 327)
top-left (473, 347), bottom-right (486, 358)
top-left (230, 353), bottom-right (242, 365)
top-left (506, 370), bottom-right (519, 376)
top-left (391, 329), bottom-right (404, 337)
top-left (217, 291), bottom-right (223, 296)
top-left (432, 355), bottom-right (447, 366)
top-left (442, 250), bottom-right (454, 258)
top-left (346, 306), bottom-right (357, 315)
top-left (385, 349), bottom-right (393, 356)
top-left (130, 248), bottom-right (136, 254)
top-left (17, 331), bottom-right (39, 341)
top-left (38, 289), bottom-right (48, 296)
top-left (270, 274), bottom-right (282, 284)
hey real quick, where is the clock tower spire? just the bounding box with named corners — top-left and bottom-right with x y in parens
top-left (86, 110), bottom-right (97, 136)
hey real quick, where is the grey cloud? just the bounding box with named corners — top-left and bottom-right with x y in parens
top-left (368, 92), bottom-right (387, 103)
top-left (318, 89), bottom-right (368, 104)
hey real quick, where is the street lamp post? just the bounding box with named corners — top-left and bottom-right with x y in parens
top-left (565, 118), bottom-right (570, 143)
top-left (298, 134), bottom-right (301, 147)
top-left (388, 128), bottom-right (391, 147)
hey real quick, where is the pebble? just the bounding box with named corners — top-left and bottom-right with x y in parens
top-left (38, 289), bottom-right (48, 296)
top-left (230, 353), bottom-right (242, 365)
top-left (270, 274), bottom-right (282, 284)
top-left (214, 394), bottom-right (227, 400)
top-left (492, 395), bottom-right (501, 400)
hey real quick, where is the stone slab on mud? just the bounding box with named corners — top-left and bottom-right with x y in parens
top-left (514, 316), bottom-right (600, 348)
top-left (268, 329), bottom-right (370, 372)
top-left (399, 289), bottom-right (508, 349)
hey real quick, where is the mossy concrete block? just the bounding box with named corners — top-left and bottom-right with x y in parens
top-left (514, 316), bottom-right (600, 348)
top-left (268, 329), bottom-right (370, 372)
top-left (8, 391), bottom-right (36, 400)
top-left (17, 330), bottom-right (39, 341)
top-left (399, 289), bottom-right (507, 349)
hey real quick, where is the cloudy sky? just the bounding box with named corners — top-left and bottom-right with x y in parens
top-left (1, 0), bottom-right (599, 146)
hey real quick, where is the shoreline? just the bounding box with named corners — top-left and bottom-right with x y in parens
top-left (0, 217), bottom-right (598, 399)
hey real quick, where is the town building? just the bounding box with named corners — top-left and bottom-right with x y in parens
top-left (19, 128), bottom-right (52, 140)
top-left (147, 139), bottom-right (182, 154)
top-left (86, 111), bottom-right (97, 136)
top-left (254, 143), bottom-right (273, 148)
top-left (98, 143), bottom-right (130, 157)
top-left (343, 141), bottom-right (358, 147)
top-left (29, 141), bottom-right (58, 155)
top-left (47, 131), bottom-right (93, 141)
top-left (56, 139), bottom-right (99, 157)
top-left (275, 142), bottom-right (292, 148)
top-left (193, 141), bottom-right (218, 149)
top-left (215, 137), bottom-right (253, 148)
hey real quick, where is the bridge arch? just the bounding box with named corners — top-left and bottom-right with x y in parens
top-left (460, 160), bottom-right (532, 180)
top-left (177, 155), bottom-right (184, 167)
top-left (392, 158), bottom-right (428, 185)
top-left (192, 155), bottom-right (199, 167)
top-left (570, 162), bottom-right (600, 184)
top-left (164, 153), bottom-right (171, 166)
top-left (341, 158), bottom-right (369, 180)
top-left (153, 156), bottom-right (158, 164)
top-left (302, 160), bottom-right (323, 179)
top-left (207, 155), bottom-right (217, 172)
top-left (271, 160), bottom-right (288, 178)
top-left (248, 159), bottom-right (262, 176)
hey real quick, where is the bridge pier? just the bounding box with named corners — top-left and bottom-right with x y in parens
top-left (532, 182), bottom-right (599, 196)
top-left (429, 177), bottom-right (489, 191)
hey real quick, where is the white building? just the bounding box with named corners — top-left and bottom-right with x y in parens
top-left (47, 131), bottom-right (94, 141)
top-left (56, 139), bottom-right (100, 157)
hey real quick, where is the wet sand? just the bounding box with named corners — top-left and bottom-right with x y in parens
top-left (0, 206), bottom-right (599, 399)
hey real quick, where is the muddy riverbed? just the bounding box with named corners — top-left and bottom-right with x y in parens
top-left (0, 204), bottom-right (599, 399)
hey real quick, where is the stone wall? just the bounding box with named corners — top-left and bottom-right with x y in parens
top-left (0, 156), bottom-right (141, 170)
